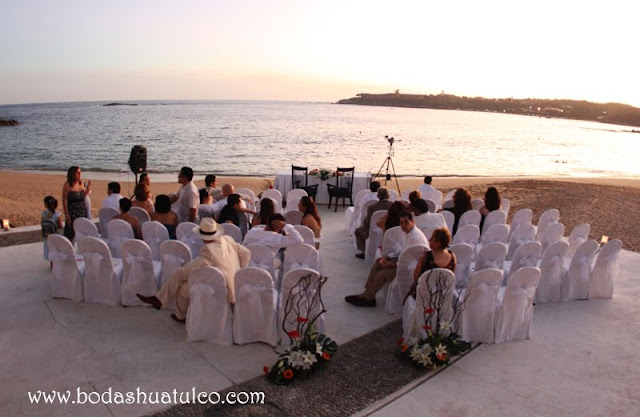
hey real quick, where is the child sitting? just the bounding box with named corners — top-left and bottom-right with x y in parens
top-left (42, 196), bottom-right (63, 264)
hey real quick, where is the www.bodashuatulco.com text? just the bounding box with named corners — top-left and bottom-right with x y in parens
top-left (28, 387), bottom-right (265, 406)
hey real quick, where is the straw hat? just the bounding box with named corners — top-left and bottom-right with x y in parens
top-left (194, 218), bottom-right (224, 241)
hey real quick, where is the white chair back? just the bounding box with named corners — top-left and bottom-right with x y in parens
top-left (142, 220), bottom-right (170, 261)
top-left (444, 189), bottom-right (456, 202)
top-left (501, 197), bottom-right (511, 216)
top-left (106, 219), bottom-right (134, 258)
top-left (177, 222), bottom-right (203, 258)
top-left (540, 222), bottom-right (565, 252)
top-left (186, 266), bottom-right (233, 344)
top-left (388, 189), bottom-right (399, 201)
top-left (385, 245), bottom-right (428, 314)
top-left (494, 267), bottom-right (541, 343)
top-left (233, 267), bottom-right (278, 346)
top-left (286, 189), bottom-right (307, 205)
top-left (481, 224), bottom-right (510, 246)
top-left (424, 199), bottom-right (437, 213)
top-left (506, 223), bottom-right (536, 261)
top-left (98, 207), bottom-right (119, 238)
top-left (459, 268), bottom-right (503, 343)
top-left (567, 223), bottom-right (591, 258)
top-left (381, 226), bottom-right (405, 259)
top-left (293, 224), bottom-right (315, 246)
top-left (73, 217), bottom-right (100, 243)
top-left (506, 241), bottom-right (542, 285)
top-left (247, 244), bottom-right (277, 284)
top-left (129, 206), bottom-right (151, 227)
top-left (236, 188), bottom-right (257, 204)
top-left (536, 208), bottom-right (560, 240)
top-left (261, 189), bottom-right (283, 207)
top-left (589, 239), bottom-right (622, 299)
top-left (452, 224), bottom-right (480, 249)
top-left (78, 236), bottom-right (123, 306)
top-left (159, 240), bottom-right (192, 289)
top-left (285, 210), bottom-right (304, 225)
top-left (509, 208), bottom-right (532, 237)
top-left (364, 210), bottom-right (388, 264)
top-left (459, 209), bottom-right (481, 229)
top-left (47, 234), bottom-right (84, 301)
top-left (221, 223), bottom-right (243, 243)
top-left (536, 240), bottom-right (568, 303)
top-left (285, 198), bottom-right (301, 213)
top-left (561, 240), bottom-right (598, 302)
top-left (441, 210), bottom-right (455, 233)
top-left (278, 268), bottom-right (326, 340)
top-left (482, 210), bottom-right (507, 236)
top-left (471, 198), bottom-right (484, 211)
top-left (283, 243), bottom-right (320, 275)
top-left (449, 243), bottom-right (474, 288)
top-left (475, 242), bottom-right (507, 272)
top-left (120, 239), bottom-right (161, 306)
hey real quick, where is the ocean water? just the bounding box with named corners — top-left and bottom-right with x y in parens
top-left (1, 100), bottom-right (638, 178)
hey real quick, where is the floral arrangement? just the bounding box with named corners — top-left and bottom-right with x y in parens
top-left (264, 274), bottom-right (338, 385)
top-left (309, 168), bottom-right (335, 181)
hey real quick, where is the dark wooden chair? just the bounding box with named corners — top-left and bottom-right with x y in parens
top-left (291, 165), bottom-right (318, 201)
top-left (327, 167), bottom-right (355, 212)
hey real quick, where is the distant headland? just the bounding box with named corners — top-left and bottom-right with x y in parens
top-left (0, 118), bottom-right (19, 126)
top-left (102, 102), bottom-right (138, 106)
top-left (337, 92), bottom-right (640, 128)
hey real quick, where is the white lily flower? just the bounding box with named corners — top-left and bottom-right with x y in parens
top-left (440, 321), bottom-right (451, 331)
top-left (410, 347), bottom-right (422, 361)
top-left (301, 351), bottom-right (318, 370)
top-left (435, 343), bottom-right (447, 356)
top-left (289, 350), bottom-right (305, 369)
top-left (418, 353), bottom-right (433, 367)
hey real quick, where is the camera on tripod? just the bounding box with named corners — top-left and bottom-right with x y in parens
top-left (385, 135), bottom-right (395, 145)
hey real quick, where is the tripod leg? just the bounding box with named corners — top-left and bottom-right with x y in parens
top-left (388, 156), bottom-right (401, 195)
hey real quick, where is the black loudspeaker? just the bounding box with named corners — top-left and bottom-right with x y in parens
top-left (128, 145), bottom-right (147, 174)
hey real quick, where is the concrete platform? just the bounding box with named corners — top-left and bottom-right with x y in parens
top-left (1, 207), bottom-right (639, 417)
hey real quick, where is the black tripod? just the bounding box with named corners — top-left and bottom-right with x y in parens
top-left (373, 136), bottom-right (401, 195)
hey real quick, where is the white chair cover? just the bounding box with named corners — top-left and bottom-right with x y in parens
top-left (347, 189), bottom-right (371, 234)
top-left (494, 267), bottom-right (541, 343)
top-left (48, 234), bottom-right (84, 301)
top-left (509, 208), bottom-right (532, 238)
top-left (98, 207), bottom-right (119, 238)
top-left (120, 239), bottom-right (161, 306)
top-left (452, 224), bottom-right (480, 250)
top-left (444, 189), bottom-right (456, 202)
top-left (471, 198), bottom-right (484, 211)
top-left (380, 226), bottom-right (405, 259)
top-left (536, 241), bottom-right (569, 303)
top-left (285, 198), bottom-right (301, 214)
top-left (364, 210), bottom-right (388, 264)
top-left (501, 197), bottom-right (511, 216)
top-left (567, 223), bottom-right (591, 258)
top-left (424, 199), bottom-right (437, 213)
top-left (285, 210), bottom-right (304, 225)
top-left (177, 222), bottom-right (203, 258)
top-left (247, 244), bottom-right (277, 285)
top-left (540, 222), bottom-right (565, 252)
top-left (232, 267), bottom-right (278, 345)
top-left (107, 219), bottom-right (134, 258)
top-left (388, 189), bottom-right (399, 201)
top-left (458, 268), bottom-right (503, 343)
top-left (459, 210), bottom-right (481, 229)
top-left (159, 240), bottom-right (192, 289)
top-left (385, 245), bottom-right (428, 314)
top-left (344, 206), bottom-right (355, 233)
top-left (129, 206), bottom-right (151, 227)
top-left (402, 268), bottom-right (456, 341)
top-left (78, 236), bottom-right (123, 306)
top-left (221, 223), bottom-right (243, 244)
top-left (279, 268), bottom-right (326, 339)
top-left (561, 240), bottom-right (598, 302)
top-left (236, 187), bottom-right (257, 204)
top-left (506, 223), bottom-right (536, 261)
top-left (589, 239), bottom-right (622, 299)
top-left (480, 224), bottom-right (510, 246)
top-left (441, 210), bottom-right (455, 233)
top-left (286, 188), bottom-right (307, 204)
top-left (481, 210), bottom-right (507, 236)
top-left (261, 189), bottom-right (283, 210)
top-left (474, 242), bottom-right (507, 272)
top-left (142, 220), bottom-right (170, 261)
top-left (504, 241), bottom-right (542, 285)
top-left (283, 243), bottom-right (320, 275)
top-left (449, 243), bottom-right (475, 288)
top-left (422, 189), bottom-right (443, 210)
top-left (186, 266), bottom-right (233, 345)
top-left (535, 208), bottom-right (560, 241)
top-left (73, 217), bottom-right (100, 243)
top-left (292, 225), bottom-right (315, 247)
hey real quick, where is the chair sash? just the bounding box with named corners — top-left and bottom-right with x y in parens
top-left (237, 283), bottom-right (270, 336)
top-left (83, 252), bottom-right (104, 273)
top-left (49, 249), bottom-right (70, 278)
top-left (124, 254), bottom-right (151, 292)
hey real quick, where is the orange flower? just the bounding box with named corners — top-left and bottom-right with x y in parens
top-left (322, 352), bottom-right (331, 360)
top-left (287, 330), bottom-right (300, 338)
top-left (401, 344), bottom-right (409, 352)
top-left (283, 369), bottom-right (294, 379)
top-left (263, 366), bottom-right (269, 374)
top-left (296, 317), bottom-right (308, 323)
top-left (397, 337), bottom-right (405, 346)
top-left (436, 353), bottom-right (446, 361)
top-left (424, 308), bottom-right (434, 314)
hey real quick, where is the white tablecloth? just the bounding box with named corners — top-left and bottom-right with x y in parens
top-left (274, 170), bottom-right (371, 205)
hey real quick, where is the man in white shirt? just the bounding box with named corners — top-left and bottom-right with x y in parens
top-left (170, 166), bottom-right (198, 223)
top-left (204, 174), bottom-right (223, 201)
top-left (243, 213), bottom-right (303, 251)
top-left (101, 182), bottom-right (123, 211)
top-left (346, 211), bottom-right (428, 307)
top-left (418, 176), bottom-right (443, 209)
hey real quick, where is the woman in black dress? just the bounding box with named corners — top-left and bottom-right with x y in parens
top-left (62, 166), bottom-right (91, 240)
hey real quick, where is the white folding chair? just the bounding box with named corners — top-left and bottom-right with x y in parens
top-left (73, 217), bottom-right (100, 243)
top-left (221, 223), bottom-right (243, 244)
top-left (385, 245), bottom-right (428, 314)
top-left (98, 207), bottom-right (119, 239)
top-left (441, 210), bottom-right (455, 234)
top-left (449, 243), bottom-right (475, 288)
top-left (567, 223), bottom-right (591, 258)
top-left (540, 222), bottom-right (565, 252)
top-left (236, 187), bottom-right (257, 204)
top-left (536, 241), bottom-right (569, 304)
top-left (293, 224), bottom-right (316, 247)
top-left (186, 266), bottom-right (233, 345)
top-left (380, 226), bottom-right (405, 259)
top-left (459, 209), bottom-right (481, 229)
top-left (283, 243), bottom-right (320, 275)
top-left (501, 197), bottom-right (511, 216)
top-left (474, 242), bottom-right (507, 272)
top-left (364, 210), bottom-right (388, 264)
top-left (452, 224), bottom-right (480, 250)
top-left (286, 189), bottom-right (307, 206)
top-left (120, 239), bottom-right (161, 306)
top-left (142, 220), bottom-right (170, 261)
top-left (285, 210), bottom-right (304, 225)
top-left (479, 224), bottom-right (510, 247)
top-left (233, 267), bottom-right (278, 346)
top-left (535, 208), bottom-right (560, 241)
top-left (471, 198), bottom-right (484, 211)
top-left (285, 198), bottom-right (301, 214)
top-left (247, 244), bottom-right (278, 286)
top-left (159, 240), bottom-right (192, 289)
top-left (589, 239), bottom-right (622, 299)
top-left (481, 210), bottom-right (507, 236)
top-left (561, 240), bottom-right (598, 302)
top-left (509, 208), bottom-right (532, 238)
top-left (177, 222), bottom-right (203, 258)
top-left (48, 234), bottom-right (84, 301)
top-left (129, 206), bottom-right (151, 227)
top-left (106, 219), bottom-right (134, 259)
top-left (458, 268), bottom-right (503, 343)
top-left (503, 241), bottom-right (542, 285)
top-left (261, 189), bottom-right (283, 209)
top-left (78, 236), bottom-right (123, 306)
top-left (388, 189), bottom-right (398, 201)
top-left (278, 268), bottom-right (326, 340)
top-left (506, 223), bottom-right (536, 261)
top-left (424, 199), bottom-right (437, 213)
top-left (494, 267), bottom-right (541, 343)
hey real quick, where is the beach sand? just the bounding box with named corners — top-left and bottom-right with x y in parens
top-left (1, 171), bottom-right (639, 251)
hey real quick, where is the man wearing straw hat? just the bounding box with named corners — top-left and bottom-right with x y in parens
top-left (137, 218), bottom-right (250, 323)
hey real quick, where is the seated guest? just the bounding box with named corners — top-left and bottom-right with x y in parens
top-left (151, 194), bottom-right (178, 239)
top-left (440, 188), bottom-right (472, 235)
top-left (251, 198), bottom-right (276, 227)
top-left (113, 198), bottom-right (142, 239)
top-left (346, 212), bottom-right (428, 307)
top-left (406, 190), bottom-right (422, 215)
top-left (131, 183), bottom-right (154, 214)
top-left (355, 187), bottom-right (393, 259)
top-left (298, 196), bottom-right (321, 237)
top-left (217, 193), bottom-right (252, 237)
top-left (377, 200), bottom-right (407, 232)
top-left (243, 213), bottom-right (303, 251)
top-left (406, 227), bottom-right (456, 300)
top-left (101, 182), bottom-right (123, 211)
top-left (418, 175), bottom-right (442, 207)
top-left (198, 188), bottom-right (216, 220)
top-left (204, 174), bottom-right (223, 201)
top-left (413, 199), bottom-right (446, 232)
top-left (479, 186), bottom-right (501, 232)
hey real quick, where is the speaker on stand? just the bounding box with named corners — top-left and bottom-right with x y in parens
top-left (128, 145), bottom-right (147, 185)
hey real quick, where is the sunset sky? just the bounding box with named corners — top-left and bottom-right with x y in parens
top-left (1, 0), bottom-right (637, 107)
